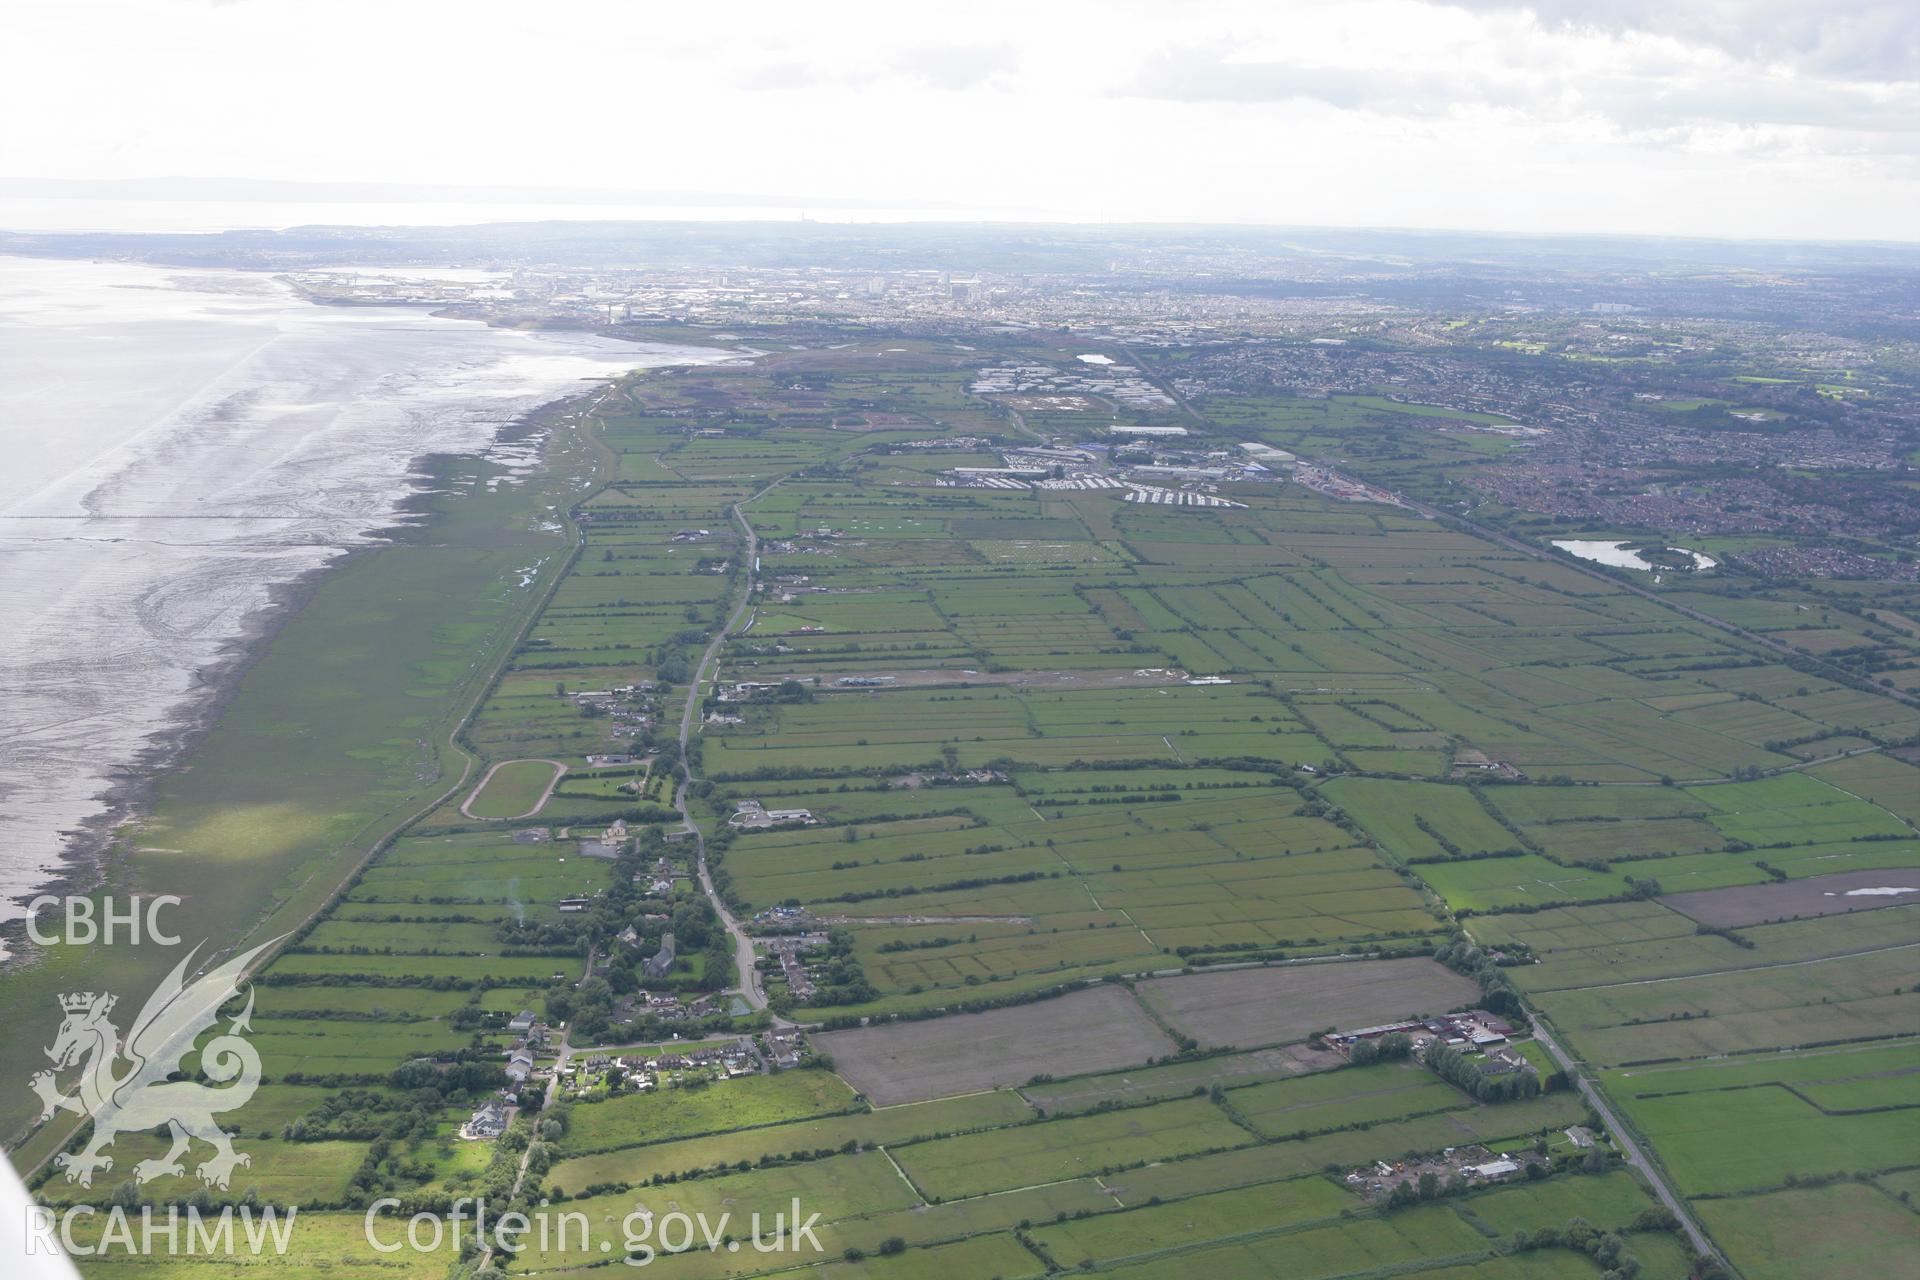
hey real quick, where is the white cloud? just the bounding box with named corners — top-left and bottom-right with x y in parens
top-left (1442, 0), bottom-right (1919, 82)
top-left (0, 0), bottom-right (1912, 240)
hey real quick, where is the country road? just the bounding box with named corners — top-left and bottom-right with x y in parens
top-left (481, 1024), bottom-right (572, 1269)
top-left (672, 480), bottom-right (784, 1019)
top-left (1529, 1019), bottom-right (1720, 1262)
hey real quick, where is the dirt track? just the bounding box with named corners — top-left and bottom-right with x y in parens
top-left (460, 758), bottom-right (566, 820)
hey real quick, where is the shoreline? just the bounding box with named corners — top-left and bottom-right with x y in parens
top-left (0, 380), bottom-right (617, 971)
top-left (0, 256), bottom-right (753, 968)
top-left (0, 382), bottom-right (611, 1154)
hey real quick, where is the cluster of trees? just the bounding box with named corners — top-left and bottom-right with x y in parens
top-left (343, 1136), bottom-right (446, 1203)
top-left (1432, 934), bottom-right (1528, 1024)
top-left (541, 900), bottom-right (737, 1037)
top-left (774, 928), bottom-right (874, 1009)
top-left (1346, 1031), bottom-right (1414, 1066)
top-left (1508, 1216), bottom-right (1643, 1280)
top-left (710, 679), bottom-right (813, 705)
top-left (285, 1063), bottom-right (504, 1142)
top-left (547, 975), bottom-right (618, 1038)
top-left (827, 868), bottom-right (1062, 905)
top-left (1385, 1168), bottom-right (1464, 1207)
top-left (840, 1238), bottom-right (906, 1263)
top-left (1426, 1040), bottom-right (1543, 1102)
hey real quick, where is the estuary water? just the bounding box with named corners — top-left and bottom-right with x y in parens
top-left (0, 256), bottom-right (728, 930)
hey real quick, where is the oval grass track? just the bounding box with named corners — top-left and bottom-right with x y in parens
top-left (463, 757), bottom-right (567, 819)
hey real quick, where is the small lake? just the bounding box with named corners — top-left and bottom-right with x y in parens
top-left (1552, 539), bottom-right (1717, 572)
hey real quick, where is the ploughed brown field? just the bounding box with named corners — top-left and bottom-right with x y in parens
top-left (1660, 867), bottom-right (1920, 928)
top-left (816, 984), bottom-right (1177, 1105)
top-left (1136, 957), bottom-right (1483, 1050)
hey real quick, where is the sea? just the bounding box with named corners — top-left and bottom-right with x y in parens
top-left (0, 255), bottom-right (731, 935)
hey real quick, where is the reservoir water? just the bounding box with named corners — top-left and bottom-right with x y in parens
top-left (1551, 539), bottom-right (1717, 572)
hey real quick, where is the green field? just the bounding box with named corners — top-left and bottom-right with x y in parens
top-left (558, 1069), bottom-right (860, 1156)
top-left (20, 323), bottom-right (1920, 1280)
top-left (466, 759), bottom-right (564, 818)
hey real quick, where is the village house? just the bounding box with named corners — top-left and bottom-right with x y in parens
top-left (464, 1097), bottom-right (511, 1140)
top-left (579, 818), bottom-right (630, 860)
top-left (505, 1047), bottom-right (536, 1084)
top-left (762, 1026), bottom-right (806, 1070)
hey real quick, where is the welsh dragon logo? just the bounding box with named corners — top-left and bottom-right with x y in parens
top-left (31, 939), bottom-right (277, 1190)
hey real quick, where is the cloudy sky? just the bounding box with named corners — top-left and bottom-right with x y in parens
top-left (2, 0), bottom-right (1915, 240)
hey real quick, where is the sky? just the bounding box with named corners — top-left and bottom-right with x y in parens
top-left (2, 0), bottom-right (1916, 241)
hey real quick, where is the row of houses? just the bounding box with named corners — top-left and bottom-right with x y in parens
top-left (716, 681), bottom-right (783, 703)
top-left (613, 988), bottom-right (725, 1023)
top-left (568, 1039), bottom-right (761, 1093)
top-left (762, 933), bottom-right (830, 1001)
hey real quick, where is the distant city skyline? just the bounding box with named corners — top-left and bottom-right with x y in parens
top-left (3, 0), bottom-right (1916, 242)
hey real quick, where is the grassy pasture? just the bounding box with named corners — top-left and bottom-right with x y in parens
top-left (1461, 1170), bottom-right (1658, 1235)
top-left (1229, 1062), bottom-right (1471, 1137)
top-left (466, 759), bottom-right (564, 818)
top-left (1419, 855), bottom-right (1632, 913)
top-left (547, 1090), bottom-right (1034, 1192)
top-left (1023, 1044), bottom-right (1337, 1115)
top-left (1322, 779), bottom-right (1524, 861)
top-left (1695, 1183), bottom-right (1920, 1280)
top-left (892, 1094), bottom-right (1253, 1200)
top-left (556, 1070), bottom-right (860, 1156)
top-left (1096, 1202), bottom-right (1493, 1280)
top-left (1029, 1176), bottom-right (1352, 1269)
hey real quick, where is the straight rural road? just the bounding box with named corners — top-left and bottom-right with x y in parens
top-left (1529, 1019), bottom-right (1720, 1262)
